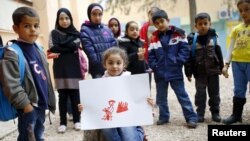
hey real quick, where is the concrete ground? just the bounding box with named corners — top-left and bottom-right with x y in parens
top-left (0, 120), bottom-right (17, 140)
top-left (1, 70), bottom-right (250, 141)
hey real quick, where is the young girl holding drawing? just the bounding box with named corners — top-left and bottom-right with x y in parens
top-left (79, 47), bottom-right (153, 141)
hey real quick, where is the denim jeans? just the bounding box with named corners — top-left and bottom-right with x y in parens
top-left (101, 126), bottom-right (144, 141)
top-left (232, 62), bottom-right (250, 98)
top-left (155, 79), bottom-right (197, 122)
top-left (17, 107), bottom-right (45, 141)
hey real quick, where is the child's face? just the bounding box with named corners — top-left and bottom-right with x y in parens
top-left (195, 18), bottom-right (211, 35)
top-left (153, 18), bottom-right (169, 32)
top-left (13, 15), bottom-right (40, 44)
top-left (238, 2), bottom-right (250, 25)
top-left (58, 12), bottom-right (71, 29)
top-left (126, 23), bottom-right (139, 40)
top-left (90, 9), bottom-right (102, 24)
top-left (104, 54), bottom-right (125, 76)
top-left (109, 19), bottom-right (119, 35)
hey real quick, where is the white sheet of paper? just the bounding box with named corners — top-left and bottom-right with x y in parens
top-left (79, 73), bottom-right (153, 130)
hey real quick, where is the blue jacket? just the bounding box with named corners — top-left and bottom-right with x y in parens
top-left (80, 21), bottom-right (117, 77)
top-left (148, 26), bottom-right (190, 81)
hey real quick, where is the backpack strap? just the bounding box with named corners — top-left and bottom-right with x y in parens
top-left (191, 32), bottom-right (198, 57)
top-left (34, 43), bottom-right (44, 52)
top-left (8, 43), bottom-right (26, 82)
top-left (191, 33), bottom-right (217, 57)
top-left (0, 46), bottom-right (4, 58)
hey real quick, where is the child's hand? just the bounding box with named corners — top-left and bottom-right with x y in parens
top-left (138, 47), bottom-right (145, 53)
top-left (147, 97), bottom-right (156, 117)
top-left (23, 104), bottom-right (33, 113)
top-left (47, 52), bottom-right (60, 59)
top-left (147, 97), bottom-right (155, 107)
top-left (222, 64), bottom-right (229, 78)
top-left (138, 48), bottom-right (145, 60)
top-left (78, 104), bottom-right (84, 112)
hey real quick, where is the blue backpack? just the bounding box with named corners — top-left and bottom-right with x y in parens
top-left (191, 32), bottom-right (217, 57)
top-left (0, 41), bottom-right (26, 121)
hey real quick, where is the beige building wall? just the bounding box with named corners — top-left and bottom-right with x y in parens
top-left (100, 0), bottom-right (234, 25)
top-left (0, 0), bottom-right (29, 44)
top-left (71, 0), bottom-right (235, 26)
top-left (0, 0), bottom-right (235, 46)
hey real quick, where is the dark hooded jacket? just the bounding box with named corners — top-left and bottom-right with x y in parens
top-left (48, 8), bottom-right (82, 89)
top-left (184, 28), bottom-right (224, 78)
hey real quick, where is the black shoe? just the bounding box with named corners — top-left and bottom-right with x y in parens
top-left (187, 121), bottom-right (197, 129)
top-left (198, 116), bottom-right (205, 122)
top-left (156, 119), bottom-right (169, 125)
top-left (223, 115), bottom-right (242, 125)
top-left (212, 113), bottom-right (221, 122)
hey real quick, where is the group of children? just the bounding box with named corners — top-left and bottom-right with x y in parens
top-left (0, 0), bottom-right (250, 140)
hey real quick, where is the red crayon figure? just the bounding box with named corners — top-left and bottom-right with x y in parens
top-left (102, 100), bottom-right (115, 121)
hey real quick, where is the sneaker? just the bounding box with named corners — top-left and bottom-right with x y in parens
top-left (187, 121), bottom-right (197, 129)
top-left (58, 125), bottom-right (66, 133)
top-left (156, 119), bottom-right (169, 125)
top-left (74, 122), bottom-right (81, 131)
top-left (68, 114), bottom-right (73, 121)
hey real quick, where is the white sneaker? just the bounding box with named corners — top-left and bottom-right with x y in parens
top-left (58, 125), bottom-right (66, 133)
top-left (74, 122), bottom-right (81, 131)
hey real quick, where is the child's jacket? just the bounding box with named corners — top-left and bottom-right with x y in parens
top-left (0, 44), bottom-right (56, 113)
top-left (80, 21), bottom-right (117, 77)
top-left (48, 29), bottom-right (83, 89)
top-left (184, 29), bottom-right (224, 78)
top-left (148, 26), bottom-right (190, 81)
top-left (118, 37), bottom-right (146, 75)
